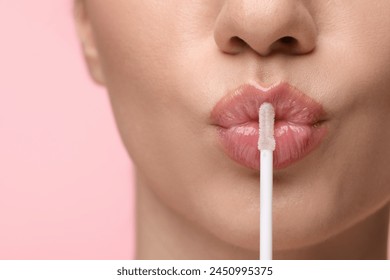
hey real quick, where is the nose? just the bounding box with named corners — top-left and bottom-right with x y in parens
top-left (214, 0), bottom-right (317, 56)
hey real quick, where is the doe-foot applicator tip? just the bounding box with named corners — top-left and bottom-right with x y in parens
top-left (258, 103), bottom-right (276, 151)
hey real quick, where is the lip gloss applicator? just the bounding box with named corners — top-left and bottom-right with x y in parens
top-left (258, 103), bottom-right (276, 260)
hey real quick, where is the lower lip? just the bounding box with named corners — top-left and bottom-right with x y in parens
top-left (216, 121), bottom-right (327, 170)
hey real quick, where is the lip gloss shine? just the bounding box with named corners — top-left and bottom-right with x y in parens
top-left (210, 83), bottom-right (328, 170)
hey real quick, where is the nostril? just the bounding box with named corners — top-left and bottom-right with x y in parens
top-left (226, 36), bottom-right (300, 56)
top-left (267, 36), bottom-right (300, 55)
top-left (279, 36), bottom-right (297, 45)
top-left (230, 36), bottom-right (247, 48)
top-left (221, 36), bottom-right (248, 54)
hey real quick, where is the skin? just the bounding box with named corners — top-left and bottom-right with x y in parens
top-left (74, 0), bottom-right (390, 259)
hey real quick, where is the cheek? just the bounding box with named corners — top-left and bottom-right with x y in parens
top-left (88, 1), bottom-right (184, 141)
top-left (87, 1), bottom-right (222, 173)
top-left (87, 0), bottom-right (216, 123)
top-left (318, 2), bottom-right (390, 106)
top-left (293, 3), bottom-right (390, 244)
top-left (88, 1), bottom-right (175, 87)
top-left (87, 0), bottom-right (222, 207)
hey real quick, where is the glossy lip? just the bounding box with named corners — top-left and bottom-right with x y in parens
top-left (210, 82), bottom-right (328, 170)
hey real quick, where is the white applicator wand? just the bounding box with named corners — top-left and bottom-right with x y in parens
top-left (258, 103), bottom-right (276, 260)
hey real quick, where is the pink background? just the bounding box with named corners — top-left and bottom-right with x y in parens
top-left (0, 1), bottom-right (388, 260)
top-left (0, 1), bottom-right (135, 259)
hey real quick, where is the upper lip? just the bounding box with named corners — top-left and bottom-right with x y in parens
top-left (210, 82), bottom-right (327, 128)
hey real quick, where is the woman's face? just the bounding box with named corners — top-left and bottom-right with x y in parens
top-left (77, 0), bottom-right (390, 251)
